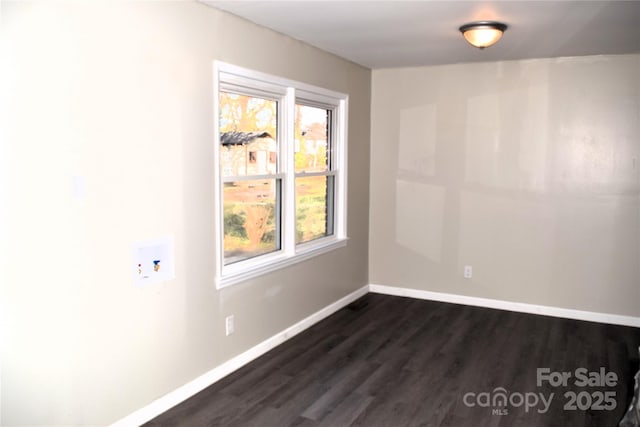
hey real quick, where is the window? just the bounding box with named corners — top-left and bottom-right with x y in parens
top-left (248, 151), bottom-right (257, 163)
top-left (214, 62), bottom-right (348, 288)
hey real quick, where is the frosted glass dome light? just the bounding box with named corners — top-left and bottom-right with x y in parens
top-left (459, 21), bottom-right (508, 49)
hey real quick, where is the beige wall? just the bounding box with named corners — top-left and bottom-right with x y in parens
top-left (0, 2), bottom-right (370, 425)
top-left (370, 54), bottom-right (640, 317)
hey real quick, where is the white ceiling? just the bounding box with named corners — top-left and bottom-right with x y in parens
top-left (202, 0), bottom-right (640, 69)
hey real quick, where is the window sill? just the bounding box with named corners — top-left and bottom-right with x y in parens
top-left (216, 238), bottom-right (348, 289)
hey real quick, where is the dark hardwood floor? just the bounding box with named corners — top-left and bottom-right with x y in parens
top-left (146, 294), bottom-right (640, 427)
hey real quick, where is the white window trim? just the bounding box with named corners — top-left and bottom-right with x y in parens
top-left (213, 61), bottom-right (348, 289)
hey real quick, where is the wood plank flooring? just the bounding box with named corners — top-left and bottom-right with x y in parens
top-left (146, 294), bottom-right (640, 427)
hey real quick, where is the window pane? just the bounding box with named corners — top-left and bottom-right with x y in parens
top-left (296, 175), bottom-right (334, 244)
top-left (295, 104), bottom-right (330, 173)
top-left (223, 179), bottom-right (280, 264)
top-left (220, 92), bottom-right (277, 176)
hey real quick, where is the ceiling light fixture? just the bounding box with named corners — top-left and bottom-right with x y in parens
top-left (459, 21), bottom-right (508, 49)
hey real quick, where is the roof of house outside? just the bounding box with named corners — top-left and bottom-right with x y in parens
top-left (220, 131), bottom-right (272, 146)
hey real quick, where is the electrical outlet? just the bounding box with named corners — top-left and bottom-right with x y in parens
top-left (225, 315), bottom-right (234, 336)
top-left (464, 265), bottom-right (473, 279)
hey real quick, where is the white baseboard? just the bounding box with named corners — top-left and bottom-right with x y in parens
top-left (369, 283), bottom-right (640, 328)
top-left (112, 283), bottom-right (638, 426)
top-left (111, 285), bottom-right (369, 427)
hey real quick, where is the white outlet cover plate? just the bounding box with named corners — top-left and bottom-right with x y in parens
top-left (464, 265), bottom-right (472, 278)
top-left (226, 315), bottom-right (234, 336)
top-left (133, 236), bottom-right (175, 287)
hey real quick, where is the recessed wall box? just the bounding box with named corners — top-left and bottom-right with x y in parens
top-left (132, 236), bottom-right (175, 286)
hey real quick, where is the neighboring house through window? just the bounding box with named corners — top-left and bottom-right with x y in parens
top-left (214, 62), bottom-right (348, 288)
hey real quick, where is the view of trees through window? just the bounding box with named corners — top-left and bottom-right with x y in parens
top-left (294, 104), bottom-right (332, 244)
top-left (220, 92), bottom-right (333, 264)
